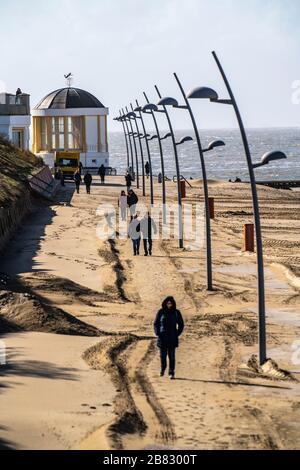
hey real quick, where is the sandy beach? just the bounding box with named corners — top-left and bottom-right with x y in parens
top-left (0, 175), bottom-right (299, 450)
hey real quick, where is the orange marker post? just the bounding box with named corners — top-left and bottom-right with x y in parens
top-left (180, 180), bottom-right (186, 199)
top-left (244, 223), bottom-right (255, 252)
top-left (208, 197), bottom-right (215, 220)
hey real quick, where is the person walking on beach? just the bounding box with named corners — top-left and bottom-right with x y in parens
top-left (118, 190), bottom-right (128, 221)
top-left (145, 161), bottom-right (150, 179)
top-left (154, 296), bottom-right (184, 380)
top-left (127, 189), bottom-right (138, 220)
top-left (74, 169), bottom-right (82, 194)
top-left (125, 171), bottom-right (132, 190)
top-left (98, 164), bottom-right (106, 185)
top-left (84, 171), bottom-right (92, 194)
top-left (140, 212), bottom-right (157, 256)
top-left (128, 214), bottom-right (141, 256)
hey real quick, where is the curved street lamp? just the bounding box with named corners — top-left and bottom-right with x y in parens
top-left (126, 109), bottom-right (140, 189)
top-left (142, 93), bottom-right (168, 224)
top-left (114, 116), bottom-right (130, 169)
top-left (157, 81), bottom-right (225, 274)
top-left (129, 103), bottom-right (146, 195)
top-left (176, 136), bottom-right (193, 146)
top-left (187, 50), bottom-right (287, 365)
top-left (133, 102), bottom-right (155, 206)
top-left (203, 140), bottom-right (226, 153)
top-left (156, 86), bottom-right (193, 249)
top-left (121, 108), bottom-right (134, 176)
top-left (147, 134), bottom-right (159, 141)
top-left (159, 74), bottom-right (226, 291)
top-left (252, 151), bottom-right (287, 169)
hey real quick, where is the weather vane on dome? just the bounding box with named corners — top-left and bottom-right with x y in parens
top-left (64, 73), bottom-right (74, 88)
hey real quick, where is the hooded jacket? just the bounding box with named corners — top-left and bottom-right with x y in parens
top-left (127, 191), bottom-right (138, 207)
top-left (154, 297), bottom-right (184, 348)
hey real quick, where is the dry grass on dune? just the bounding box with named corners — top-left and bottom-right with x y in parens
top-left (0, 136), bottom-right (43, 207)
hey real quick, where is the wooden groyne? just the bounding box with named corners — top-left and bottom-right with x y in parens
top-left (256, 180), bottom-right (300, 190)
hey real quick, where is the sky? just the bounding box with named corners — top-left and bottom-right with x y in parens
top-left (0, 0), bottom-right (300, 131)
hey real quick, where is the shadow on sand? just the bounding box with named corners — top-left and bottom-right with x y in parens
top-left (175, 377), bottom-right (291, 390)
top-left (0, 186), bottom-right (75, 276)
top-left (0, 347), bottom-right (79, 384)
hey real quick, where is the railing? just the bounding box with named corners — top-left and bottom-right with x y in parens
top-left (172, 175), bottom-right (193, 187)
top-left (29, 167), bottom-right (58, 200)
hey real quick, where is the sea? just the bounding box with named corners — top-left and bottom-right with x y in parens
top-left (109, 128), bottom-right (300, 182)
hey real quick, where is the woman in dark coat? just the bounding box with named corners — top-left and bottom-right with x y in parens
top-left (125, 172), bottom-right (133, 190)
top-left (84, 171), bottom-right (92, 194)
top-left (154, 296), bottom-right (184, 379)
top-left (74, 169), bottom-right (82, 194)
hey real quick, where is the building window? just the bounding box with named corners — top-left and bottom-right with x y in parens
top-left (67, 117), bottom-right (82, 150)
top-left (12, 128), bottom-right (24, 150)
top-left (50, 116), bottom-right (82, 151)
top-left (40, 119), bottom-right (48, 150)
top-left (51, 117), bottom-right (64, 150)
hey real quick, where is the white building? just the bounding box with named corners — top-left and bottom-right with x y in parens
top-left (0, 92), bottom-right (31, 150)
top-left (32, 87), bottom-right (109, 169)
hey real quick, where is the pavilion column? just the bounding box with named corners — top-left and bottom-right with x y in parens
top-left (64, 116), bottom-right (68, 150)
top-left (46, 117), bottom-right (52, 153)
top-left (105, 115), bottom-right (108, 152)
top-left (97, 115), bottom-right (102, 152)
top-left (82, 116), bottom-right (87, 152)
top-left (32, 117), bottom-right (37, 153)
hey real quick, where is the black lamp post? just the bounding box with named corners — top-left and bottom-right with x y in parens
top-left (114, 116), bottom-right (130, 169)
top-left (121, 109), bottom-right (134, 175)
top-left (142, 94), bottom-right (169, 224)
top-left (133, 100), bottom-right (154, 206)
top-left (187, 50), bottom-right (287, 365)
top-left (156, 85), bottom-right (193, 249)
top-left (126, 109), bottom-right (140, 189)
top-left (159, 73), bottom-right (226, 290)
top-left (129, 104), bottom-right (146, 196)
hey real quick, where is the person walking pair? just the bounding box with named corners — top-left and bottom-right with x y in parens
top-left (128, 212), bottom-right (157, 257)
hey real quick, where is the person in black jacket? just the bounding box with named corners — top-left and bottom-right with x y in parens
top-left (140, 212), bottom-right (157, 256)
top-left (125, 172), bottom-right (132, 190)
top-left (74, 169), bottom-right (82, 194)
top-left (145, 161), bottom-right (150, 179)
top-left (154, 296), bottom-right (184, 379)
top-left (127, 189), bottom-right (138, 220)
top-left (84, 171), bottom-right (92, 194)
top-left (98, 164), bottom-right (106, 184)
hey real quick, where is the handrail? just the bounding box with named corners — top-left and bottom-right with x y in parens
top-left (29, 170), bottom-right (56, 197)
top-left (172, 175), bottom-right (193, 187)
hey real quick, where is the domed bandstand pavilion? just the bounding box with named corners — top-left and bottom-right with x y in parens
top-left (32, 86), bottom-right (109, 171)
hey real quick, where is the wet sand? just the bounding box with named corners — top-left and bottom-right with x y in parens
top-left (0, 176), bottom-right (299, 450)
